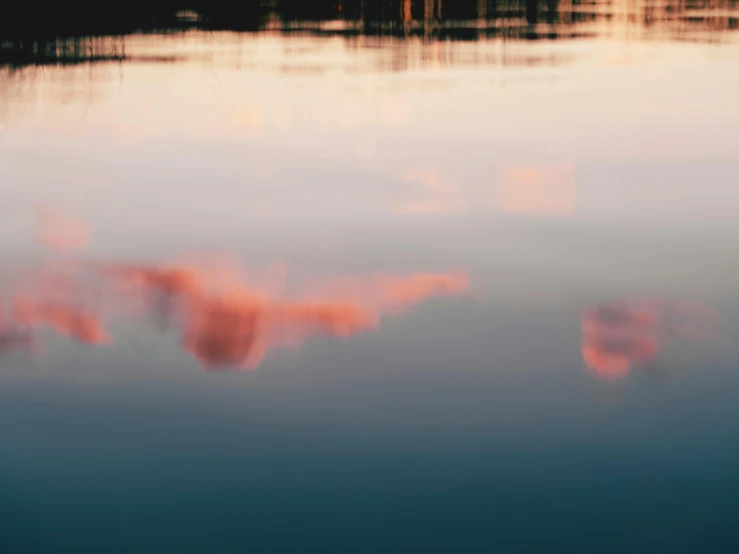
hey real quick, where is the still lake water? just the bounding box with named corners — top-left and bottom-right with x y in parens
top-left (2, 6), bottom-right (739, 553)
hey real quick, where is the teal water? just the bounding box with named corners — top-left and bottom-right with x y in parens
top-left (2, 6), bottom-right (739, 553)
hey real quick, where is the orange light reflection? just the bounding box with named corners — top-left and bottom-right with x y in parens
top-left (581, 299), bottom-right (717, 380)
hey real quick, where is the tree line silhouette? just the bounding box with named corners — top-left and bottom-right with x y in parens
top-left (2, 0), bottom-right (564, 38)
top-left (2, 0), bottom-right (736, 66)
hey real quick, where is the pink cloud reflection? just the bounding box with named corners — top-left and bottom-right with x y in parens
top-left (581, 298), bottom-right (718, 381)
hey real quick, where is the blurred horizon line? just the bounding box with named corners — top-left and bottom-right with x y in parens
top-left (1, 0), bottom-right (737, 59)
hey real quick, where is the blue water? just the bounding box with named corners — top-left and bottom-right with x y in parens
top-left (2, 7), bottom-right (739, 553)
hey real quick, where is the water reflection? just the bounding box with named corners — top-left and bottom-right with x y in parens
top-left (13, 298), bottom-right (111, 345)
top-left (113, 263), bottom-right (468, 369)
top-left (34, 204), bottom-right (91, 252)
top-left (498, 164), bottom-right (575, 214)
top-left (581, 298), bottom-right (718, 380)
top-left (0, 36), bottom-right (127, 67)
top-left (0, 318), bottom-right (34, 355)
top-left (393, 170), bottom-right (464, 215)
top-left (2, 0), bottom-right (737, 68)
top-left (0, 221), bottom-right (470, 369)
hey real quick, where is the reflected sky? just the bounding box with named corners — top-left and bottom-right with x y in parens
top-left (1, 17), bottom-right (738, 375)
top-left (2, 6), bottom-right (739, 554)
top-left (2, 34), bottom-right (738, 239)
top-left (581, 298), bottom-right (718, 380)
top-left (0, 226), bottom-right (469, 370)
top-left (1, 11), bottom-right (737, 375)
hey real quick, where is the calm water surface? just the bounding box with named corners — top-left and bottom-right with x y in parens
top-left (2, 5), bottom-right (739, 553)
